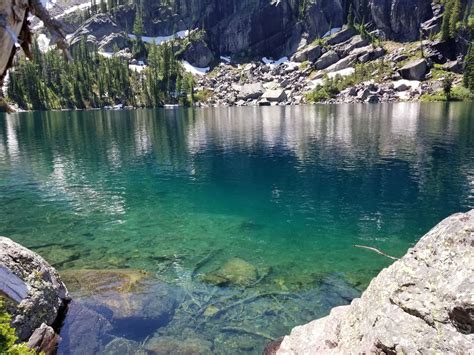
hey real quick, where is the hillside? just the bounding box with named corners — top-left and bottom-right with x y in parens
top-left (2, 0), bottom-right (474, 109)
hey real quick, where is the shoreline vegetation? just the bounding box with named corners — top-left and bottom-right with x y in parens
top-left (1, 0), bottom-right (473, 112)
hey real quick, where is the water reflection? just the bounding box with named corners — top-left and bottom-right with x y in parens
top-left (0, 103), bottom-right (473, 221)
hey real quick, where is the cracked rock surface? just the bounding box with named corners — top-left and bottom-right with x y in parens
top-left (276, 210), bottom-right (474, 354)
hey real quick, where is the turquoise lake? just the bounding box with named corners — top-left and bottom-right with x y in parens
top-left (1, 103), bottom-right (473, 354)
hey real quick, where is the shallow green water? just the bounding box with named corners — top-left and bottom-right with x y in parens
top-left (1, 103), bottom-right (473, 353)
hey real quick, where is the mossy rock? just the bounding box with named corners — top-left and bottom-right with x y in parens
top-left (60, 269), bottom-right (151, 296)
top-left (202, 258), bottom-right (258, 287)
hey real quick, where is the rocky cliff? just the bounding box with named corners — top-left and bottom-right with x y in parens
top-left (270, 210), bottom-right (474, 354)
top-left (63, 0), bottom-right (438, 59)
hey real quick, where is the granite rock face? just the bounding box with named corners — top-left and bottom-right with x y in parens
top-left (0, 237), bottom-right (70, 341)
top-left (370, 0), bottom-right (433, 41)
top-left (276, 210), bottom-right (474, 354)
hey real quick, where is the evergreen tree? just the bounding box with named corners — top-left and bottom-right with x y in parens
top-left (441, 0), bottom-right (454, 41)
top-left (7, 35), bottom-right (194, 110)
top-left (464, 45), bottom-right (474, 93)
top-left (133, 5), bottom-right (144, 36)
top-left (449, 0), bottom-right (463, 37)
top-left (347, 3), bottom-right (354, 28)
top-left (443, 73), bottom-right (454, 100)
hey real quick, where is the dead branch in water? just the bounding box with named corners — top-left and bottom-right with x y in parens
top-left (191, 248), bottom-right (222, 279)
top-left (354, 245), bottom-right (398, 260)
top-left (211, 291), bottom-right (297, 318)
top-left (222, 326), bottom-right (274, 340)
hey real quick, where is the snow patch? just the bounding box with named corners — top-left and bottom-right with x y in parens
top-left (37, 33), bottom-right (51, 52)
top-left (98, 51), bottom-right (114, 58)
top-left (393, 79), bottom-right (421, 90)
top-left (262, 56), bottom-right (288, 66)
top-left (220, 56), bottom-right (231, 63)
top-left (128, 30), bottom-right (189, 45)
top-left (322, 27), bottom-right (342, 38)
top-left (327, 67), bottom-right (355, 79)
top-left (129, 64), bottom-right (146, 73)
top-left (181, 61), bottom-right (209, 75)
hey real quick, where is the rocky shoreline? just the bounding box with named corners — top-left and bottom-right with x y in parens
top-left (267, 209), bottom-right (474, 354)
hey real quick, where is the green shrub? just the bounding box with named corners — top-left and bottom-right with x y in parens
top-left (194, 88), bottom-right (213, 102)
top-left (299, 61), bottom-right (310, 70)
top-left (0, 301), bottom-right (36, 355)
top-left (420, 85), bottom-right (474, 101)
top-left (305, 60), bottom-right (393, 103)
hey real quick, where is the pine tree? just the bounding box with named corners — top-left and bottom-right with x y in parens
top-left (347, 3), bottom-right (354, 28)
top-left (441, 0), bottom-right (454, 41)
top-left (449, 0), bottom-right (462, 37)
top-left (464, 45), bottom-right (474, 93)
top-left (133, 6), bottom-right (144, 36)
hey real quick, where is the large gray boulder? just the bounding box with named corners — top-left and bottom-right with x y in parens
top-left (326, 27), bottom-right (358, 46)
top-left (276, 210), bottom-right (474, 354)
top-left (399, 58), bottom-right (429, 80)
top-left (291, 44), bottom-right (322, 63)
top-left (0, 237), bottom-right (70, 341)
top-left (326, 54), bottom-right (357, 72)
top-left (236, 83), bottom-right (264, 100)
top-left (262, 89), bottom-right (287, 102)
top-left (315, 50), bottom-right (339, 70)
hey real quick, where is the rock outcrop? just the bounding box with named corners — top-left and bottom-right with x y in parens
top-left (60, 0), bottom-right (439, 61)
top-left (370, 0), bottom-right (433, 41)
top-left (274, 210), bottom-right (474, 354)
top-left (0, 237), bottom-right (70, 345)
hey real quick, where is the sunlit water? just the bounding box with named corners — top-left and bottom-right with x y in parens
top-left (1, 103), bottom-right (473, 354)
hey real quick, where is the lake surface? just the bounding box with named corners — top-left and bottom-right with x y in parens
top-left (1, 103), bottom-right (473, 354)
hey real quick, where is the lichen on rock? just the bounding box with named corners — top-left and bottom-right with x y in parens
top-left (0, 236), bottom-right (70, 345)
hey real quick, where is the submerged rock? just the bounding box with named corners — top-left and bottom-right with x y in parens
top-left (103, 337), bottom-right (140, 355)
top-left (60, 269), bottom-right (151, 296)
top-left (0, 237), bottom-right (70, 341)
top-left (58, 301), bottom-right (113, 355)
top-left (202, 257), bottom-right (258, 287)
top-left (61, 269), bottom-right (180, 336)
top-left (276, 210), bottom-right (474, 354)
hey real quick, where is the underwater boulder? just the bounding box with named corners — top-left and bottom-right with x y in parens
top-left (58, 301), bottom-right (113, 355)
top-left (202, 258), bottom-right (258, 287)
top-left (61, 269), bottom-right (180, 340)
top-left (103, 337), bottom-right (140, 354)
